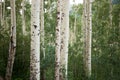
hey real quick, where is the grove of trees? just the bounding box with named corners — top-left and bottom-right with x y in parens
top-left (0, 0), bottom-right (120, 80)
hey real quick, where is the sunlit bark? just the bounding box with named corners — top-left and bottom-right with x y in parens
top-left (30, 0), bottom-right (40, 80)
top-left (83, 0), bottom-right (92, 78)
top-left (60, 0), bottom-right (69, 80)
top-left (55, 0), bottom-right (62, 80)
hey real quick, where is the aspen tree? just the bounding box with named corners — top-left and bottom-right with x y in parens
top-left (83, 0), bottom-right (92, 78)
top-left (5, 0), bottom-right (16, 80)
top-left (30, 0), bottom-right (40, 80)
top-left (60, 0), bottom-right (69, 80)
top-left (55, 0), bottom-right (62, 80)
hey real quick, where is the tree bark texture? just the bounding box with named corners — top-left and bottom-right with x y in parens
top-left (30, 0), bottom-right (40, 80)
top-left (55, 0), bottom-right (62, 80)
top-left (83, 0), bottom-right (92, 78)
top-left (60, 0), bottom-right (69, 80)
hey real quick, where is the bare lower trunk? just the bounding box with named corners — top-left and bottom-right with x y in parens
top-left (83, 0), bottom-right (92, 78)
top-left (55, 0), bottom-right (62, 80)
top-left (60, 0), bottom-right (69, 80)
top-left (30, 0), bottom-right (40, 80)
top-left (5, 0), bottom-right (16, 80)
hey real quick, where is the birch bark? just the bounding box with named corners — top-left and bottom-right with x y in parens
top-left (30, 0), bottom-right (40, 80)
top-left (60, 0), bottom-right (69, 80)
top-left (55, 0), bottom-right (62, 80)
top-left (83, 0), bottom-right (92, 78)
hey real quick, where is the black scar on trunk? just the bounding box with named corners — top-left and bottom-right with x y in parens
top-left (34, 25), bottom-right (37, 29)
top-left (56, 29), bottom-right (59, 31)
top-left (11, 36), bottom-right (13, 43)
top-left (57, 12), bottom-right (60, 14)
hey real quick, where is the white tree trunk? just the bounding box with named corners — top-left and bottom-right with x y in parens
top-left (30, 0), bottom-right (40, 80)
top-left (88, 0), bottom-right (92, 77)
top-left (83, 0), bottom-right (92, 78)
top-left (60, 0), bottom-right (69, 80)
top-left (5, 0), bottom-right (16, 80)
top-left (55, 0), bottom-right (62, 80)
top-left (40, 0), bottom-right (45, 58)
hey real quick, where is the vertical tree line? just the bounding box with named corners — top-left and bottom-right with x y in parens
top-left (55, 0), bottom-right (62, 79)
top-left (60, 0), bottom-right (69, 80)
top-left (0, 0), bottom-right (119, 80)
top-left (83, 0), bottom-right (92, 78)
top-left (55, 0), bottom-right (70, 80)
top-left (30, 0), bottom-right (40, 80)
top-left (5, 0), bottom-right (16, 80)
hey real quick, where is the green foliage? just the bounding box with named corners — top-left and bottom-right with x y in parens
top-left (92, 0), bottom-right (120, 80)
top-left (0, 0), bottom-right (120, 80)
